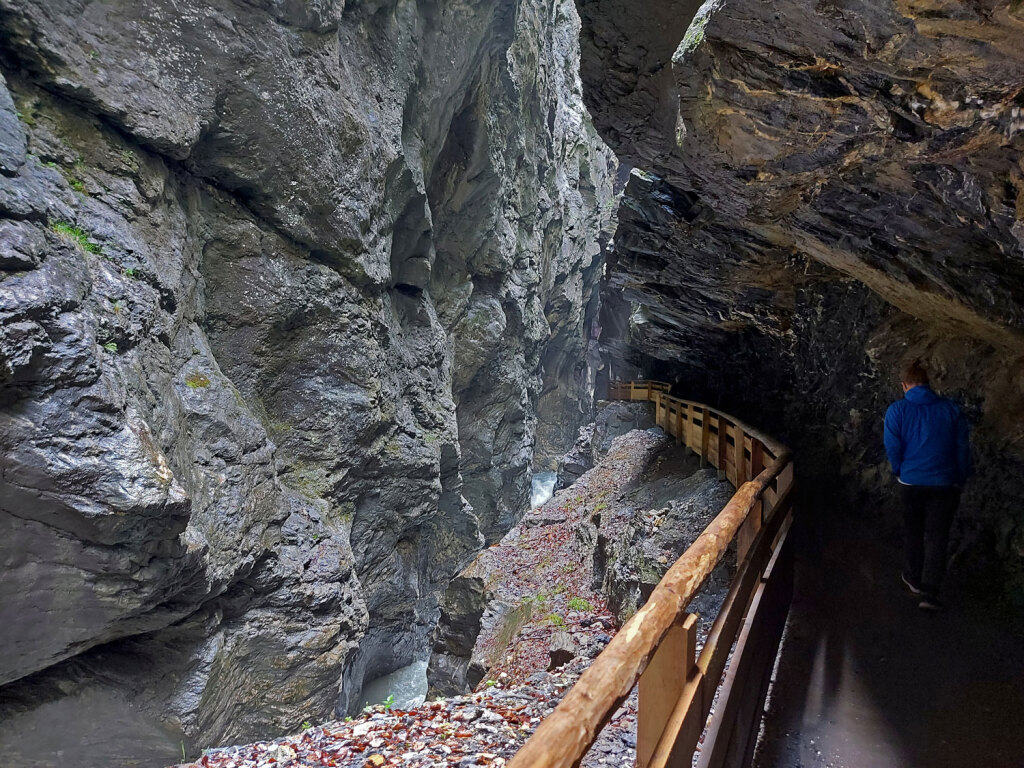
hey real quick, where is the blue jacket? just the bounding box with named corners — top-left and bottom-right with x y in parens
top-left (884, 386), bottom-right (972, 487)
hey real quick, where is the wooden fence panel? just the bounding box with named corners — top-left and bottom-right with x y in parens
top-left (719, 423), bottom-right (732, 482)
top-left (638, 614), bottom-right (698, 767)
top-left (698, 485), bottom-right (792, 685)
top-left (686, 404), bottom-right (698, 453)
top-left (696, 519), bottom-right (794, 768)
top-left (647, 674), bottom-right (706, 768)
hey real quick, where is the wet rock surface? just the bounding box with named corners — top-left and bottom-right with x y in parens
top-left (438, 427), bottom-right (668, 696)
top-left (0, 0), bottom-right (614, 761)
top-left (547, 631), bottom-right (577, 671)
top-left (427, 576), bottom-right (490, 699)
top-left (594, 448), bottom-right (735, 624)
top-left (556, 400), bottom-right (655, 486)
top-left (580, 0), bottom-right (1024, 606)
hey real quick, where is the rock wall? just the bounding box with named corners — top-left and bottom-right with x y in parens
top-left (0, 0), bottom-right (614, 762)
top-left (579, 0), bottom-right (1024, 605)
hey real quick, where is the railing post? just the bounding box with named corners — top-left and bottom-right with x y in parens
top-left (777, 461), bottom-right (795, 495)
top-left (735, 433), bottom-right (758, 562)
top-left (700, 408), bottom-right (711, 469)
top-left (638, 614), bottom-right (698, 768)
top-left (688, 404), bottom-right (698, 454)
top-left (735, 430), bottom-right (746, 483)
top-left (682, 403), bottom-right (692, 453)
top-left (751, 440), bottom-right (765, 522)
top-left (717, 419), bottom-right (728, 481)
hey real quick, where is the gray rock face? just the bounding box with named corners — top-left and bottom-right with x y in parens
top-left (578, 0), bottom-right (1024, 604)
top-left (547, 630), bottom-right (576, 670)
top-left (595, 464), bottom-right (734, 622)
top-left (556, 400), bottom-right (655, 486)
top-left (592, 401), bottom-right (657, 456)
top-left (426, 575), bottom-right (490, 698)
top-left (0, 0), bottom-right (613, 761)
top-left (557, 422), bottom-right (597, 486)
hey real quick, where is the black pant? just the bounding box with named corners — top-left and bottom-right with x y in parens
top-left (900, 484), bottom-right (959, 594)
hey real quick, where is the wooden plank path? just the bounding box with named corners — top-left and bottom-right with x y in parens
top-left (508, 381), bottom-right (795, 768)
top-left (753, 510), bottom-right (1024, 768)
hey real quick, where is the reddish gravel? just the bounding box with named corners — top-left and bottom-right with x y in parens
top-left (171, 655), bottom-right (625, 768)
top-left (467, 429), bottom-right (669, 687)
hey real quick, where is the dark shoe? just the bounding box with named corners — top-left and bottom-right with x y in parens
top-left (918, 595), bottom-right (944, 611)
top-left (901, 572), bottom-right (924, 596)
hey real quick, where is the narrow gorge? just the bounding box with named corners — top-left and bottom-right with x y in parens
top-left (0, 0), bottom-right (615, 762)
top-left (1, 1), bottom-right (1023, 767)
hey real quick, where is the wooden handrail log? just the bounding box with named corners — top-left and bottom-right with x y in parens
top-left (644, 485), bottom-right (795, 768)
top-left (506, 456), bottom-right (788, 768)
top-left (753, 451), bottom-right (791, 487)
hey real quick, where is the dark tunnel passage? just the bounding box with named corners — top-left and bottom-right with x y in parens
top-left (577, 0), bottom-right (1024, 764)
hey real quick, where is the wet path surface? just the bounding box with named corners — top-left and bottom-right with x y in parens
top-left (754, 513), bottom-right (1024, 768)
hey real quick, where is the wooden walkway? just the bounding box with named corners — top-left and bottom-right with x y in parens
top-left (509, 381), bottom-right (795, 768)
top-left (754, 511), bottom-right (1024, 768)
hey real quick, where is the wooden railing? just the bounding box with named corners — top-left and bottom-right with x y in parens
top-left (508, 381), bottom-right (795, 768)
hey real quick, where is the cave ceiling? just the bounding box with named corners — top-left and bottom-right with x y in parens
top-left (577, 0), bottom-right (1024, 359)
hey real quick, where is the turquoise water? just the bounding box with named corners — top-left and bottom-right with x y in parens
top-left (360, 659), bottom-right (428, 710)
top-left (531, 471), bottom-right (558, 508)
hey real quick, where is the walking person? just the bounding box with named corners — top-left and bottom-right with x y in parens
top-left (883, 360), bottom-right (972, 611)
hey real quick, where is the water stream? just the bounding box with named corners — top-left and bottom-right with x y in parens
top-left (360, 659), bottom-right (429, 710)
top-left (531, 471), bottom-right (558, 509)
top-left (360, 472), bottom-right (559, 712)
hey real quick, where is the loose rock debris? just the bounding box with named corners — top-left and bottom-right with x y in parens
top-left (173, 653), bottom-right (636, 768)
